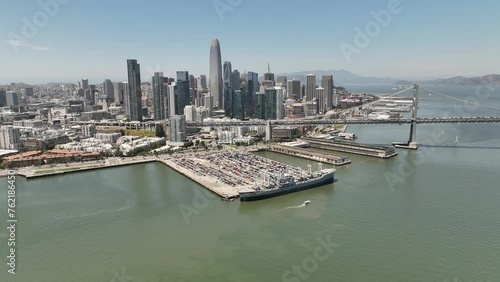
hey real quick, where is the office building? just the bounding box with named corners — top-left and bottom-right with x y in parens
top-left (203, 93), bottom-right (214, 114)
top-left (306, 74), bottom-right (316, 101)
top-left (113, 82), bottom-right (125, 105)
top-left (175, 71), bottom-right (190, 116)
top-left (260, 80), bottom-right (275, 92)
top-left (321, 75), bottom-right (334, 110)
top-left (263, 87), bottom-right (284, 120)
top-left (209, 39), bottom-right (223, 108)
top-left (287, 79), bottom-right (301, 100)
top-left (103, 79), bottom-right (114, 100)
top-left (197, 75), bottom-right (207, 91)
top-left (246, 71), bottom-right (259, 117)
top-left (264, 63), bottom-right (275, 81)
top-left (232, 90), bottom-right (245, 120)
top-left (184, 105), bottom-right (196, 122)
top-left (254, 92), bottom-right (266, 119)
top-left (127, 59), bottom-right (142, 121)
top-left (315, 87), bottom-right (326, 114)
top-left (231, 70), bottom-right (241, 91)
top-left (276, 76), bottom-right (287, 87)
top-left (81, 79), bottom-right (89, 90)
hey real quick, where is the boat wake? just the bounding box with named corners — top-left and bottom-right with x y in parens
top-left (54, 205), bottom-right (132, 220)
top-left (278, 200), bottom-right (311, 211)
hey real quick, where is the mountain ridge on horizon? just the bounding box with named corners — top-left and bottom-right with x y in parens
top-left (2, 71), bottom-right (499, 87)
top-left (273, 70), bottom-right (500, 86)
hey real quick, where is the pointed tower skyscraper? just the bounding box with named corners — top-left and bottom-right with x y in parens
top-left (209, 39), bottom-right (223, 109)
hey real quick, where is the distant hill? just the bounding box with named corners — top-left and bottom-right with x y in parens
top-left (420, 74), bottom-right (500, 86)
top-left (276, 70), bottom-right (399, 85)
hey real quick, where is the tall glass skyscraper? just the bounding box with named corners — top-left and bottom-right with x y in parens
top-left (175, 71), bottom-right (190, 116)
top-left (127, 59), bottom-right (142, 121)
top-left (152, 72), bottom-right (166, 120)
top-left (209, 39), bottom-right (223, 109)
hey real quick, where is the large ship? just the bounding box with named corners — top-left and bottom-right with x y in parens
top-left (239, 164), bottom-right (335, 202)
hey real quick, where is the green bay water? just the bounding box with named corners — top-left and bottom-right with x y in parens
top-left (1, 85), bottom-right (500, 281)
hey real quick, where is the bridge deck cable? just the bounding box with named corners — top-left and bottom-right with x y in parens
top-left (421, 86), bottom-right (500, 111)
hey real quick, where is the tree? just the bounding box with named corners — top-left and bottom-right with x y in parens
top-left (155, 125), bottom-right (166, 138)
top-left (115, 148), bottom-right (124, 157)
top-left (195, 140), bottom-right (200, 146)
top-left (119, 129), bottom-right (126, 136)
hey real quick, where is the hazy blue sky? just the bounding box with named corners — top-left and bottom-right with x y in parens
top-left (2, 0), bottom-right (499, 84)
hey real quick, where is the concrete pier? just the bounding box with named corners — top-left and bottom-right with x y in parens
top-left (266, 145), bottom-right (351, 166)
top-left (300, 137), bottom-right (397, 159)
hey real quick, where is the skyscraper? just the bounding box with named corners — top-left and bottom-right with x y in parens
top-left (209, 39), bottom-right (223, 108)
top-left (232, 90), bottom-right (245, 120)
top-left (81, 79), bottom-right (89, 90)
top-left (5, 91), bottom-right (19, 106)
top-left (113, 82), bottom-right (125, 105)
top-left (321, 75), bottom-right (334, 110)
top-left (223, 61), bottom-right (232, 117)
top-left (231, 69), bottom-right (241, 91)
top-left (0, 90), bottom-right (6, 107)
top-left (306, 74), bottom-right (316, 101)
top-left (103, 79), bottom-right (114, 100)
top-left (276, 76), bottom-right (287, 87)
top-left (264, 63), bottom-right (275, 82)
top-left (122, 82), bottom-right (130, 116)
top-left (197, 75), bottom-right (207, 91)
top-left (287, 79), bottom-right (301, 100)
top-left (152, 72), bottom-right (166, 121)
top-left (168, 84), bottom-right (177, 118)
top-left (315, 87), bottom-right (325, 114)
top-left (175, 71), bottom-right (190, 116)
top-left (127, 59), bottom-right (142, 121)
top-left (246, 71), bottom-right (259, 117)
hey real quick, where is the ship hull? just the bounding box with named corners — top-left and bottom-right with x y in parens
top-left (239, 171), bottom-right (335, 202)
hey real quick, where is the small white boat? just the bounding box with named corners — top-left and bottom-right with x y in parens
top-left (455, 135), bottom-right (459, 144)
top-left (304, 200), bottom-right (311, 205)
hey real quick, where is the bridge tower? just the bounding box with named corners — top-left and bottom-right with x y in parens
top-left (393, 84), bottom-right (419, 149)
top-left (408, 84), bottom-right (419, 149)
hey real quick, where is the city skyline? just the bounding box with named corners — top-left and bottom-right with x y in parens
top-left (2, 0), bottom-right (500, 84)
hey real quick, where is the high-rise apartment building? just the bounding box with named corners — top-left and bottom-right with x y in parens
top-left (175, 71), bottom-right (190, 116)
top-left (127, 59), bottom-right (142, 121)
top-left (152, 72), bottom-right (166, 120)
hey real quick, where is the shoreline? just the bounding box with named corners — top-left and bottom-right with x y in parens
top-left (0, 152), bottom-right (242, 199)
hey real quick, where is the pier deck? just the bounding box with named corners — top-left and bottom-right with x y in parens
top-left (300, 137), bottom-right (398, 159)
top-left (266, 145), bottom-right (351, 166)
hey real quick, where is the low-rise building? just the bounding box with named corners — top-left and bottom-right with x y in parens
top-left (95, 133), bottom-right (121, 144)
top-left (272, 127), bottom-right (300, 141)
